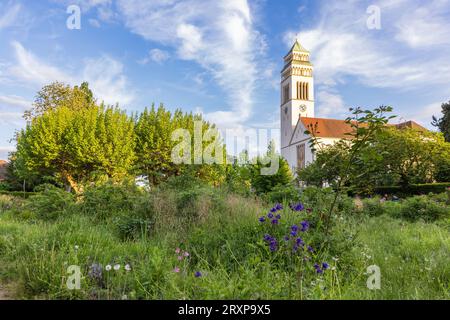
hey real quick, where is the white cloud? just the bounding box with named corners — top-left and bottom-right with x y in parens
top-left (0, 95), bottom-right (31, 110)
top-left (316, 90), bottom-right (347, 118)
top-left (7, 42), bottom-right (134, 106)
top-left (139, 49), bottom-right (170, 65)
top-left (116, 0), bottom-right (266, 126)
top-left (284, 0), bottom-right (450, 118)
top-left (0, 2), bottom-right (21, 29)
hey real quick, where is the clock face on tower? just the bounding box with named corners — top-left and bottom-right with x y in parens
top-left (299, 104), bottom-right (307, 113)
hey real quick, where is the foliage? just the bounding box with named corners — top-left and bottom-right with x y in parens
top-left (25, 184), bottom-right (75, 221)
top-left (14, 104), bottom-right (136, 194)
top-left (394, 196), bottom-right (449, 222)
top-left (266, 183), bottom-right (301, 204)
top-left (432, 100), bottom-right (450, 142)
top-left (248, 141), bottom-right (293, 194)
top-left (134, 104), bottom-right (227, 186)
top-left (24, 81), bottom-right (95, 121)
top-left (373, 183), bottom-right (450, 196)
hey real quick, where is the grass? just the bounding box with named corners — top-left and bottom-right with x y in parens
top-left (0, 184), bottom-right (448, 300)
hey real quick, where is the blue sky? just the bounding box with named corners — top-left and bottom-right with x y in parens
top-left (1, 0), bottom-right (450, 159)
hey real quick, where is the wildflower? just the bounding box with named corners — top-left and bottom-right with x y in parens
top-left (322, 262), bottom-right (329, 270)
top-left (271, 219), bottom-right (279, 225)
top-left (173, 267), bottom-right (180, 273)
top-left (291, 225), bottom-right (299, 232)
top-left (125, 264), bottom-right (132, 272)
top-left (290, 231), bottom-right (297, 237)
top-left (263, 234), bottom-right (272, 242)
top-left (314, 264), bottom-right (323, 274)
top-left (300, 221), bottom-right (310, 232)
top-left (195, 271), bottom-right (202, 278)
top-left (307, 246), bottom-right (314, 253)
top-left (267, 213), bottom-right (274, 219)
top-left (284, 236), bottom-right (290, 241)
top-left (275, 203), bottom-right (283, 211)
top-left (175, 248), bottom-right (181, 254)
top-left (290, 203), bottom-right (305, 211)
top-left (296, 237), bottom-right (304, 246)
top-left (259, 216), bottom-right (266, 223)
top-left (105, 265), bottom-right (112, 271)
top-left (74, 245), bottom-right (79, 251)
top-left (183, 252), bottom-right (190, 257)
top-left (276, 214), bottom-right (282, 220)
top-left (178, 256), bottom-right (183, 261)
top-left (114, 264), bottom-right (121, 271)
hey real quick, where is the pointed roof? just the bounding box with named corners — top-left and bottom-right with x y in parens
top-left (290, 40), bottom-right (309, 53)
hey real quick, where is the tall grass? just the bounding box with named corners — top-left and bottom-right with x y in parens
top-left (0, 181), bottom-right (448, 300)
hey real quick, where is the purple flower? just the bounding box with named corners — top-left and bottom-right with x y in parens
top-left (276, 214), bottom-right (282, 220)
top-left (264, 234), bottom-right (272, 242)
top-left (296, 237), bottom-right (304, 246)
top-left (290, 203), bottom-right (305, 211)
top-left (322, 262), bottom-right (329, 270)
top-left (314, 263), bottom-right (323, 274)
top-left (267, 213), bottom-right (274, 219)
top-left (259, 217), bottom-right (266, 223)
top-left (271, 219), bottom-right (279, 225)
top-left (284, 236), bottom-right (290, 241)
top-left (194, 271), bottom-right (202, 278)
top-left (290, 231), bottom-right (297, 237)
top-left (300, 221), bottom-right (310, 232)
top-left (308, 246), bottom-right (314, 253)
top-left (291, 225), bottom-right (299, 232)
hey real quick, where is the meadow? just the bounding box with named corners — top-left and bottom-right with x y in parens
top-left (0, 178), bottom-right (448, 300)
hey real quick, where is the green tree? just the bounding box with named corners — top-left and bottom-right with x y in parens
top-left (14, 105), bottom-right (135, 194)
top-left (432, 100), bottom-right (450, 142)
top-left (24, 81), bottom-right (95, 121)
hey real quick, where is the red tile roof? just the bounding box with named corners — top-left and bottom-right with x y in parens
top-left (0, 160), bottom-right (8, 181)
top-left (300, 117), bottom-right (428, 138)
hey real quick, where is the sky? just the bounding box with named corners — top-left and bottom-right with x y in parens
top-left (0, 0), bottom-right (450, 159)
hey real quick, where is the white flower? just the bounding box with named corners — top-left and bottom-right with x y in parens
top-left (114, 264), bottom-right (121, 271)
top-left (74, 245), bottom-right (79, 250)
top-left (105, 265), bottom-right (112, 271)
top-left (125, 264), bottom-right (132, 271)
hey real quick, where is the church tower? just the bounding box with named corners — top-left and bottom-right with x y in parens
top-left (280, 40), bottom-right (314, 149)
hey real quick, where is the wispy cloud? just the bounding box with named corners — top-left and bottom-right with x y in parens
top-left (0, 2), bottom-right (21, 29)
top-left (139, 49), bottom-right (170, 65)
top-left (115, 0), bottom-right (266, 127)
top-left (6, 42), bottom-right (134, 106)
top-left (284, 0), bottom-right (450, 118)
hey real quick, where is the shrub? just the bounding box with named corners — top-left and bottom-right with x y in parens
top-left (266, 183), bottom-right (301, 204)
top-left (394, 196), bottom-right (449, 222)
top-left (374, 183), bottom-right (450, 197)
top-left (361, 197), bottom-right (386, 217)
top-left (26, 185), bottom-right (75, 221)
top-left (81, 182), bottom-right (145, 220)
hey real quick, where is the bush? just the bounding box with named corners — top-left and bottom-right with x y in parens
top-left (374, 183), bottom-right (450, 197)
top-left (81, 182), bottom-right (146, 220)
top-left (394, 196), bottom-right (449, 222)
top-left (266, 183), bottom-right (301, 204)
top-left (361, 197), bottom-right (386, 217)
top-left (26, 185), bottom-right (75, 221)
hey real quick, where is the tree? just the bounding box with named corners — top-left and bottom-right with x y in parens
top-left (134, 104), bottom-right (227, 186)
top-left (249, 142), bottom-right (293, 194)
top-left (24, 81), bottom-right (95, 121)
top-left (14, 105), bottom-right (135, 194)
top-left (432, 100), bottom-right (450, 142)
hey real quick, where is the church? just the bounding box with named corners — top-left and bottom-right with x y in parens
top-left (280, 40), bottom-right (426, 173)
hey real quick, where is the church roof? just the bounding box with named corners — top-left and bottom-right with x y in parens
top-left (299, 117), bottom-right (428, 139)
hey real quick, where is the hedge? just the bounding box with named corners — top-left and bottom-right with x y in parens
top-left (373, 183), bottom-right (450, 196)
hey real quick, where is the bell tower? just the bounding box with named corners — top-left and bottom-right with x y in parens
top-left (280, 40), bottom-right (314, 149)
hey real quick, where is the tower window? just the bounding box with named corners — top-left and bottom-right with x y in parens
top-left (283, 84), bottom-right (290, 104)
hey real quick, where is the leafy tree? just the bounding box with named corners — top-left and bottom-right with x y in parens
top-left (24, 81), bottom-right (95, 121)
top-left (14, 105), bottom-right (135, 194)
top-left (249, 141), bottom-right (293, 194)
top-left (432, 100), bottom-right (450, 142)
top-left (134, 104), bottom-right (227, 186)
